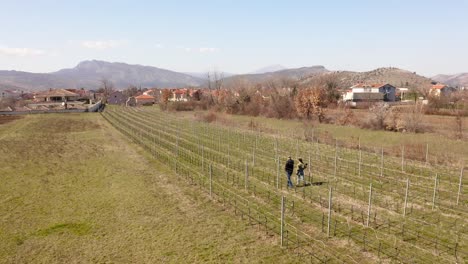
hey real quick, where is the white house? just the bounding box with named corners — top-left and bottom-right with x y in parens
top-left (343, 83), bottom-right (396, 102)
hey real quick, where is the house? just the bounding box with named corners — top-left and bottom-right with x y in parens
top-left (169, 89), bottom-right (189, 102)
top-left (430, 84), bottom-right (456, 97)
top-left (1, 90), bottom-right (23, 99)
top-left (34, 89), bottom-right (80, 102)
top-left (343, 83), bottom-right (396, 102)
top-left (108, 91), bottom-right (127, 105)
top-left (135, 94), bottom-right (155, 105)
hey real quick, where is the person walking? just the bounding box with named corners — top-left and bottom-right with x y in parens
top-left (285, 156), bottom-right (294, 188)
top-left (296, 158), bottom-right (308, 186)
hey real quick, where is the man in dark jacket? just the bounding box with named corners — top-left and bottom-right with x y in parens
top-left (285, 156), bottom-right (294, 188)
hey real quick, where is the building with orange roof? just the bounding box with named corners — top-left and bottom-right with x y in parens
top-left (135, 94), bottom-right (155, 105)
top-left (430, 84), bottom-right (456, 97)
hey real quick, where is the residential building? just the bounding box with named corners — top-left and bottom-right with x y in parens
top-left (34, 89), bottom-right (80, 102)
top-left (343, 83), bottom-right (396, 102)
top-left (430, 84), bottom-right (456, 97)
top-left (108, 91), bottom-right (127, 105)
top-left (135, 94), bottom-right (155, 105)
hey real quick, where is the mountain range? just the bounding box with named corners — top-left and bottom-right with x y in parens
top-left (432, 73), bottom-right (468, 87)
top-left (0, 60), bottom-right (204, 92)
top-left (0, 60), bottom-right (464, 92)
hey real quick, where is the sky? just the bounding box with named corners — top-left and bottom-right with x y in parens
top-left (0, 0), bottom-right (467, 76)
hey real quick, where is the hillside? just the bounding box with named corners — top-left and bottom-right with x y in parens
top-left (0, 60), bottom-right (204, 92)
top-left (223, 65), bottom-right (329, 86)
top-left (433, 73), bottom-right (468, 87)
top-left (302, 67), bottom-right (434, 89)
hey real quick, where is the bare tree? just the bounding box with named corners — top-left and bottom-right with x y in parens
top-left (368, 102), bottom-right (390, 130)
top-left (98, 78), bottom-right (115, 103)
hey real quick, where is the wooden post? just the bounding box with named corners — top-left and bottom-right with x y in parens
top-left (295, 139), bottom-right (299, 160)
top-left (380, 147), bottom-right (384, 177)
top-left (227, 143), bottom-right (230, 169)
top-left (245, 159), bottom-right (249, 192)
top-left (281, 196), bottom-right (285, 247)
top-left (308, 154), bottom-right (312, 184)
top-left (457, 167), bottom-right (464, 205)
top-left (327, 187), bottom-right (333, 238)
top-left (202, 145), bottom-right (204, 172)
top-left (401, 146), bottom-right (405, 172)
top-left (252, 146), bottom-right (255, 167)
top-left (432, 173), bottom-right (438, 210)
top-left (334, 150), bottom-right (338, 178)
top-left (358, 150), bottom-right (362, 178)
top-left (276, 157), bottom-right (280, 189)
top-left (425, 143), bottom-right (429, 166)
top-left (403, 178), bottom-right (410, 216)
top-left (366, 183), bottom-right (373, 227)
top-left (209, 163), bottom-right (213, 197)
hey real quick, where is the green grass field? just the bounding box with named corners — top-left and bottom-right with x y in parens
top-left (0, 114), bottom-right (300, 263)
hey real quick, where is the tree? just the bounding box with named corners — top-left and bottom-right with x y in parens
top-left (98, 78), bottom-right (114, 103)
top-left (368, 102), bottom-right (390, 130)
top-left (295, 87), bottom-right (325, 122)
top-left (161, 89), bottom-right (172, 105)
top-left (123, 85), bottom-right (138, 98)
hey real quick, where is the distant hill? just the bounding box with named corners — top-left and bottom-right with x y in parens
top-left (250, 64), bottom-right (287, 74)
top-left (183, 71), bottom-right (236, 79)
top-left (0, 60), bottom-right (204, 92)
top-left (432, 73), bottom-right (468, 87)
top-left (223, 65), bottom-right (329, 86)
top-left (301, 67), bottom-right (434, 89)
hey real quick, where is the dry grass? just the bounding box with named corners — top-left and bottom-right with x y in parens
top-left (0, 113), bottom-right (301, 263)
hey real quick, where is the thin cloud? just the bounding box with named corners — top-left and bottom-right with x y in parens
top-left (155, 43), bottom-right (164, 49)
top-left (0, 46), bottom-right (46, 56)
top-left (81, 40), bottom-right (124, 50)
top-left (199, 47), bottom-right (219, 53)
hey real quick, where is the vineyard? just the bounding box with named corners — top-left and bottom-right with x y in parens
top-left (102, 106), bottom-right (467, 263)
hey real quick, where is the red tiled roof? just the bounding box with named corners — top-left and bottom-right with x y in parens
top-left (135, 94), bottom-right (154, 99)
top-left (432, 84), bottom-right (447, 90)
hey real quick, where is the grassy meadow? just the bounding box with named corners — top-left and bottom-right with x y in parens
top-left (0, 113), bottom-right (300, 263)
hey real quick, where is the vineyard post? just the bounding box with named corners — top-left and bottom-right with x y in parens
top-left (245, 159), bottom-right (249, 192)
top-left (358, 150), bottom-right (362, 178)
top-left (202, 145), bottom-right (204, 173)
top-left (252, 146), bottom-right (255, 167)
top-left (425, 143), bottom-right (429, 166)
top-left (380, 147), bottom-right (384, 177)
top-left (401, 145), bottom-right (405, 172)
top-left (295, 139), bottom-right (299, 159)
top-left (308, 154), bottom-right (312, 184)
top-left (457, 167), bottom-right (464, 205)
top-left (281, 196), bottom-right (285, 247)
top-left (276, 157), bottom-right (280, 190)
top-left (403, 178), bottom-right (410, 216)
top-left (227, 143), bottom-right (230, 169)
top-left (366, 183), bottom-right (373, 227)
top-left (327, 187), bottom-right (333, 238)
top-left (334, 150), bottom-right (338, 178)
top-left (209, 163), bottom-right (213, 198)
top-left (432, 173), bottom-right (438, 210)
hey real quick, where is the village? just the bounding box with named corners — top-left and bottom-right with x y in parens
top-left (0, 80), bottom-right (464, 114)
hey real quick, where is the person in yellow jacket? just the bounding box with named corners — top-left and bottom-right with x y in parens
top-left (296, 158), bottom-right (308, 186)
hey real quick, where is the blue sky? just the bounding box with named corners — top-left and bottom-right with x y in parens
top-left (0, 0), bottom-right (467, 76)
